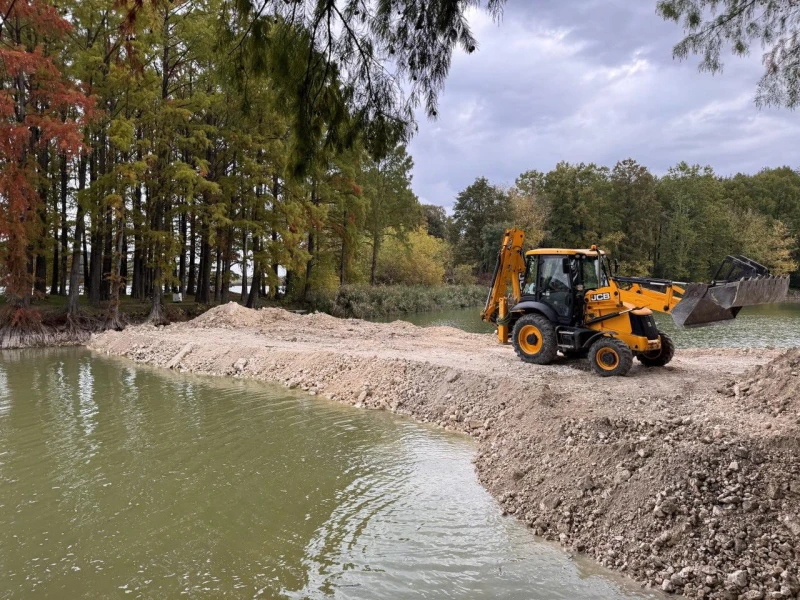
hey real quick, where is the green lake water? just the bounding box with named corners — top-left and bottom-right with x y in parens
top-left (0, 349), bottom-right (659, 599)
top-left (374, 303), bottom-right (800, 348)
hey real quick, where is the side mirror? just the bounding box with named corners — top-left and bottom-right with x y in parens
top-left (613, 259), bottom-right (620, 275)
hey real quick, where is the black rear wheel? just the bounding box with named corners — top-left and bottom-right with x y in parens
top-left (588, 337), bottom-right (633, 377)
top-left (637, 332), bottom-right (675, 367)
top-left (512, 313), bottom-right (558, 365)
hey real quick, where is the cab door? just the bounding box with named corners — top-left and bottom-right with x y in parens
top-left (537, 255), bottom-right (574, 324)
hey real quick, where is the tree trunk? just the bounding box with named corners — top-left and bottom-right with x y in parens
top-left (222, 231), bottom-right (233, 302)
top-left (89, 226), bottom-right (103, 306)
top-left (240, 225), bottom-right (248, 303)
top-left (187, 209), bottom-right (196, 296)
top-left (34, 254), bottom-right (47, 295)
top-left (34, 145), bottom-right (48, 295)
top-left (370, 232), bottom-right (381, 286)
top-left (270, 175), bottom-right (280, 299)
top-left (101, 205), bottom-right (112, 301)
top-left (104, 204), bottom-right (126, 331)
top-left (88, 143), bottom-right (102, 306)
top-left (82, 230), bottom-right (90, 294)
top-left (147, 193), bottom-right (168, 325)
top-left (50, 175), bottom-right (60, 296)
top-left (339, 210), bottom-right (348, 285)
top-left (213, 242), bottom-right (221, 303)
top-left (67, 154), bottom-right (87, 316)
top-left (179, 210), bottom-right (187, 293)
top-left (58, 153), bottom-right (68, 295)
top-left (100, 132), bottom-right (111, 301)
top-left (196, 228), bottom-right (212, 304)
top-left (120, 232), bottom-right (128, 296)
top-left (302, 184), bottom-right (318, 304)
top-left (196, 231), bottom-right (205, 302)
top-left (146, 7), bottom-right (172, 326)
top-left (246, 236), bottom-right (260, 309)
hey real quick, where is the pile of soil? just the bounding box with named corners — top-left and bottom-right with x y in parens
top-left (725, 349), bottom-right (800, 419)
top-left (89, 304), bottom-right (800, 599)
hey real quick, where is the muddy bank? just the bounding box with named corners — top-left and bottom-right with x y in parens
top-left (89, 303), bottom-right (800, 599)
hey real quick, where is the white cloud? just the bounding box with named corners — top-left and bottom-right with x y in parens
top-left (407, 0), bottom-right (799, 210)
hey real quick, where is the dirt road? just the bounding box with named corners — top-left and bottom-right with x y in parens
top-left (90, 303), bottom-right (800, 599)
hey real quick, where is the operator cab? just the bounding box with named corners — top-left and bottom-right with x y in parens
top-left (520, 248), bottom-right (609, 325)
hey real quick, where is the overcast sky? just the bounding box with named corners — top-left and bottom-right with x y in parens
top-left (408, 0), bottom-right (800, 211)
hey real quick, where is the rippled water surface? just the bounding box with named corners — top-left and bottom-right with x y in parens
top-left (0, 349), bottom-right (657, 599)
top-left (376, 303), bottom-right (800, 348)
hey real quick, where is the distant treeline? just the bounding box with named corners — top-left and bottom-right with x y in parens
top-left (440, 161), bottom-right (800, 286)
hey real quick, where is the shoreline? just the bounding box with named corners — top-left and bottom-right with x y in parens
top-left (0, 284), bottom-right (487, 349)
top-left (85, 304), bottom-right (799, 599)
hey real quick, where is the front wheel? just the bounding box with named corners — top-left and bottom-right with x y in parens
top-left (512, 313), bottom-right (558, 365)
top-left (588, 337), bottom-right (633, 377)
top-left (637, 332), bottom-right (675, 367)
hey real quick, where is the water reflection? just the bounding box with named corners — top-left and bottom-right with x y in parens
top-left (0, 349), bottom-right (659, 599)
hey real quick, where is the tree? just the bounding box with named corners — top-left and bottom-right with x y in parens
top-left (610, 159), bottom-right (659, 275)
top-left (738, 212), bottom-right (797, 275)
top-left (422, 204), bottom-right (449, 239)
top-left (540, 162), bottom-right (613, 251)
top-left (451, 177), bottom-right (511, 272)
top-left (362, 144), bottom-right (420, 285)
top-left (658, 0), bottom-right (800, 107)
top-left (654, 163), bottom-right (733, 281)
top-left (0, 0), bottom-right (94, 315)
top-left (376, 227), bottom-right (449, 286)
top-left (510, 170), bottom-right (547, 250)
top-left (220, 0), bottom-right (508, 167)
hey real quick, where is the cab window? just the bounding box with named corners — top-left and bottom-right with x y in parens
top-left (538, 256), bottom-right (572, 318)
top-left (582, 258), bottom-right (600, 289)
top-left (522, 256), bottom-right (538, 295)
top-left (581, 257), bottom-right (607, 290)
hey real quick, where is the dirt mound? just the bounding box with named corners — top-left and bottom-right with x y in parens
top-left (89, 306), bottom-right (800, 599)
top-left (190, 302), bottom-right (297, 329)
top-left (726, 349), bottom-right (800, 418)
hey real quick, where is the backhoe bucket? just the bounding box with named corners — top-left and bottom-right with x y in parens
top-left (671, 256), bottom-right (789, 328)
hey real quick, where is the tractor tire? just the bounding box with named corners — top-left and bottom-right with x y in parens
top-left (637, 332), bottom-right (675, 367)
top-left (512, 313), bottom-right (558, 365)
top-left (589, 337), bottom-right (633, 377)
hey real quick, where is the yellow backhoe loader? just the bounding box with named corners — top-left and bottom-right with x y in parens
top-left (482, 229), bottom-right (789, 376)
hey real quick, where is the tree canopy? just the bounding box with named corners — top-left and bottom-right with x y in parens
top-left (448, 161), bottom-right (800, 284)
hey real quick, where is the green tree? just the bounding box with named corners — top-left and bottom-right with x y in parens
top-left (221, 0), bottom-right (508, 166)
top-left (654, 163), bottom-right (733, 281)
top-left (377, 228), bottom-right (449, 286)
top-left (510, 170), bottom-right (547, 249)
top-left (362, 145), bottom-right (421, 285)
top-left (541, 162), bottom-right (613, 250)
top-left (610, 159), bottom-right (659, 275)
top-left (422, 204), bottom-right (450, 239)
top-left (451, 177), bottom-right (511, 272)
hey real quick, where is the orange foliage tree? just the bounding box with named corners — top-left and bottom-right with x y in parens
top-left (0, 0), bottom-right (94, 310)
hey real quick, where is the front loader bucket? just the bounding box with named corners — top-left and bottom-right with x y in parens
top-left (704, 276), bottom-right (790, 309)
top-left (672, 276), bottom-right (789, 328)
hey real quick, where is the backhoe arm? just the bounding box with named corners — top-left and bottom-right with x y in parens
top-left (481, 228), bottom-right (526, 342)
